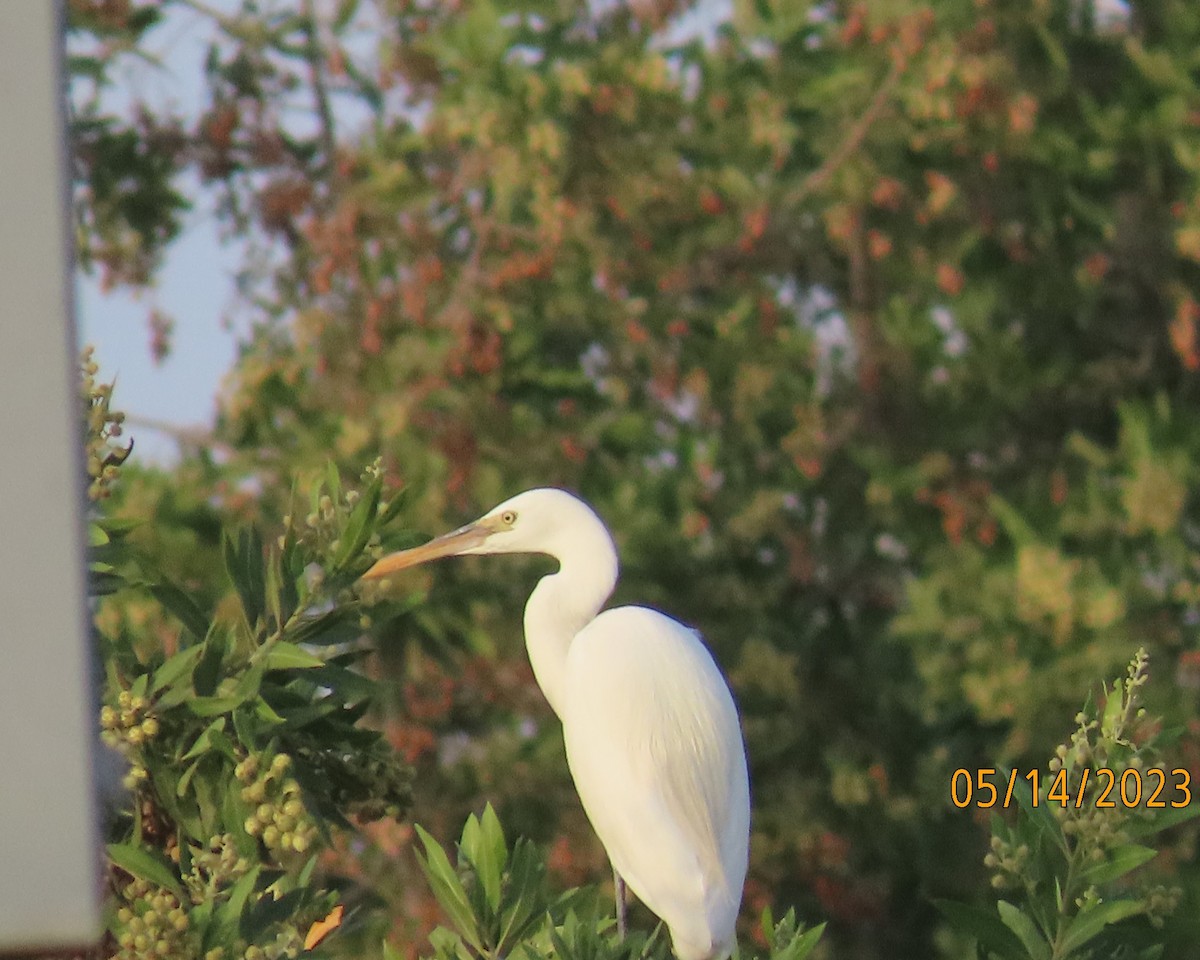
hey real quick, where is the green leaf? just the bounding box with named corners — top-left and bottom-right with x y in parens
top-left (1058, 899), bottom-right (1144, 956)
top-left (107, 843), bottom-right (183, 899)
top-left (289, 607), bottom-right (364, 648)
top-left (774, 922), bottom-right (826, 960)
top-left (264, 641), bottom-right (326, 670)
top-left (997, 900), bottom-right (1048, 960)
top-left (224, 527), bottom-right (267, 627)
top-left (148, 581), bottom-right (210, 640)
top-left (1080, 844), bottom-right (1157, 886)
top-left (474, 803), bottom-right (507, 912)
top-left (496, 838), bottom-right (547, 951)
top-left (335, 475), bottom-right (381, 568)
top-left (254, 698), bottom-right (287, 725)
top-left (265, 547), bottom-right (284, 632)
top-left (376, 485), bottom-right (410, 529)
top-left (182, 717), bottom-right (228, 760)
top-left (214, 865), bottom-right (262, 940)
top-left (152, 646), bottom-right (203, 695)
top-left (325, 461), bottom-right (343, 507)
top-left (414, 823), bottom-right (485, 953)
top-left (97, 517), bottom-right (143, 538)
top-left (236, 659), bottom-right (267, 701)
top-left (987, 495), bottom-right (1039, 548)
top-left (187, 695), bottom-right (244, 717)
top-left (1128, 801), bottom-right (1200, 837)
top-left (176, 757), bottom-right (202, 798)
top-left (193, 630), bottom-right (227, 697)
top-left (1100, 684), bottom-right (1125, 740)
top-left (241, 887), bottom-right (307, 942)
top-left (935, 901), bottom-right (1025, 960)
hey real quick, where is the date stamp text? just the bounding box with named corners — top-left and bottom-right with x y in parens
top-left (951, 767), bottom-right (1192, 809)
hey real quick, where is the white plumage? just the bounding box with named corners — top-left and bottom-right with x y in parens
top-left (362, 488), bottom-right (750, 960)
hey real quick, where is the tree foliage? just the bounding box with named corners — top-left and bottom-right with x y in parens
top-left (72, 1), bottom-right (1200, 958)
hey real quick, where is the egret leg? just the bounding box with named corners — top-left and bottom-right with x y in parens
top-left (614, 867), bottom-right (627, 940)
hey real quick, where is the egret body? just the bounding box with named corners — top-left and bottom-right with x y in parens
top-left (362, 489), bottom-right (750, 960)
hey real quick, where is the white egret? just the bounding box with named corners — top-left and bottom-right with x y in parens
top-left (361, 488), bottom-right (750, 960)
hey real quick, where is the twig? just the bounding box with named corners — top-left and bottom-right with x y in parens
top-left (123, 413), bottom-right (218, 449)
top-left (301, 0), bottom-right (338, 178)
top-left (786, 49), bottom-right (908, 208)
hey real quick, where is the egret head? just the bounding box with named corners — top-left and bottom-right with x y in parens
top-left (360, 488), bottom-right (612, 581)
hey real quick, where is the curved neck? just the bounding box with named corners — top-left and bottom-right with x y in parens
top-left (522, 524), bottom-right (618, 719)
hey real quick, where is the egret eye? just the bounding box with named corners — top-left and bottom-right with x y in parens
top-left (501, 510), bottom-right (517, 526)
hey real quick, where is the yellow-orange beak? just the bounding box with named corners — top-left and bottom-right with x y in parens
top-left (359, 520), bottom-right (496, 581)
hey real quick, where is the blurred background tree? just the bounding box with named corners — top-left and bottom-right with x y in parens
top-left (71, 0), bottom-right (1200, 957)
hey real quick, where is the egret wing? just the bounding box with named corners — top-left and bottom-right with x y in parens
top-left (563, 606), bottom-right (749, 959)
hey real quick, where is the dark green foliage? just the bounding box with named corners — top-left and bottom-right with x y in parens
top-left (939, 651), bottom-right (1200, 960)
top-left (90, 377), bottom-right (416, 959)
top-left (74, 1), bottom-right (1200, 958)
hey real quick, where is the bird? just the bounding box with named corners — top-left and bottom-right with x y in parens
top-left (360, 488), bottom-right (750, 960)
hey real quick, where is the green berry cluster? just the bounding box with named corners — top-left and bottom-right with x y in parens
top-left (983, 834), bottom-right (1031, 890)
top-left (241, 924), bottom-right (304, 960)
top-left (289, 459), bottom-right (384, 554)
top-left (110, 877), bottom-right (192, 960)
top-left (237, 753), bottom-right (319, 859)
top-left (82, 345), bottom-right (131, 501)
top-left (184, 832), bottom-right (252, 902)
top-left (198, 924), bottom-right (304, 960)
top-left (324, 740), bottom-right (411, 823)
top-left (1143, 884), bottom-right (1183, 928)
top-left (101, 690), bottom-right (160, 789)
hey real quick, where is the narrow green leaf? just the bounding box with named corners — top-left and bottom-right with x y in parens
top-left (935, 901), bottom-right (1025, 960)
top-left (1058, 899), bottom-right (1144, 955)
top-left (224, 527), bottom-right (267, 626)
top-left (182, 717), bottom-right (228, 761)
top-left (152, 646), bottom-right (203, 695)
top-left (264, 641), bottom-right (325, 670)
top-left (335, 476), bottom-right (382, 568)
top-left (1100, 684), bottom-right (1125, 740)
top-left (236, 659), bottom-right (267, 701)
top-left (997, 901), bottom-right (1048, 960)
top-left (193, 630), bottom-right (227, 697)
top-left (377, 485), bottom-right (409, 528)
top-left (475, 803), bottom-right (507, 911)
top-left (1080, 844), bottom-right (1157, 886)
top-left (414, 824), bottom-right (485, 953)
top-left (213, 865), bottom-right (262, 939)
top-left (176, 757), bottom-right (202, 798)
top-left (148, 581), bottom-right (210, 641)
top-left (1127, 800), bottom-right (1200, 837)
top-left (782, 923), bottom-right (826, 960)
top-left (987, 495), bottom-right (1039, 548)
top-left (265, 548), bottom-right (284, 632)
top-left (107, 843), bottom-right (183, 898)
top-left (325, 461), bottom-right (342, 506)
top-left (98, 517), bottom-right (142, 538)
top-left (187, 695), bottom-right (243, 717)
top-left (241, 887), bottom-right (306, 942)
top-left (254, 698), bottom-right (287, 725)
